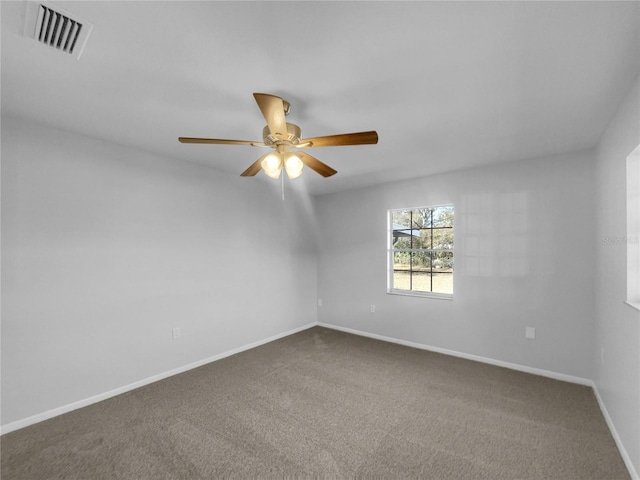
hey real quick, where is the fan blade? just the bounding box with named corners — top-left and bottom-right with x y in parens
top-left (253, 93), bottom-right (287, 140)
top-left (300, 131), bottom-right (378, 148)
top-left (179, 137), bottom-right (265, 146)
top-left (297, 151), bottom-right (337, 177)
top-left (240, 152), bottom-right (270, 177)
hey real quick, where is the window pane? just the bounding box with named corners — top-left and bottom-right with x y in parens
top-left (392, 210), bottom-right (416, 246)
top-left (392, 210), bottom-right (411, 228)
top-left (393, 251), bottom-right (411, 289)
top-left (411, 209), bottom-right (431, 229)
top-left (433, 206), bottom-right (454, 227)
top-left (432, 228), bottom-right (454, 249)
top-left (410, 251), bottom-right (431, 292)
top-left (393, 251), bottom-right (410, 271)
top-left (408, 230), bottom-right (427, 249)
top-left (394, 237), bottom-right (412, 249)
top-left (432, 251), bottom-right (454, 272)
top-left (412, 251), bottom-right (431, 270)
top-left (410, 270), bottom-right (432, 292)
top-left (432, 273), bottom-right (453, 294)
top-left (393, 270), bottom-right (411, 290)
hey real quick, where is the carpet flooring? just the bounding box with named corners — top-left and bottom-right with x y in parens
top-left (1, 326), bottom-right (630, 479)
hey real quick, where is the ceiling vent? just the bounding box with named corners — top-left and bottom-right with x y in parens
top-left (23, 2), bottom-right (93, 60)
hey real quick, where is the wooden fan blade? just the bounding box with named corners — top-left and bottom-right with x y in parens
top-left (253, 93), bottom-right (287, 140)
top-left (300, 131), bottom-right (378, 148)
top-left (179, 137), bottom-right (265, 146)
top-left (297, 151), bottom-right (337, 177)
top-left (240, 152), bottom-right (270, 177)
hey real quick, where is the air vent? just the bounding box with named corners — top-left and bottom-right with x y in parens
top-left (23, 2), bottom-right (93, 60)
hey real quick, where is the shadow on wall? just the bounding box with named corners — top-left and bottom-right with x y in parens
top-left (458, 191), bottom-right (530, 278)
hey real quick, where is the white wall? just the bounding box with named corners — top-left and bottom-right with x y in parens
top-left (3, 78), bottom-right (637, 473)
top-left (594, 75), bottom-right (640, 476)
top-left (1, 115), bottom-right (317, 426)
top-left (315, 150), bottom-right (597, 379)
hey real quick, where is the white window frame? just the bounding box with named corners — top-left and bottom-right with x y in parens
top-left (387, 205), bottom-right (454, 300)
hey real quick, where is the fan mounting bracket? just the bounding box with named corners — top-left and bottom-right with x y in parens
top-left (263, 123), bottom-right (301, 147)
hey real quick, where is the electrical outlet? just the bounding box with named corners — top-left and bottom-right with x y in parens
top-left (525, 327), bottom-right (535, 339)
top-left (318, 298), bottom-right (323, 307)
top-left (172, 327), bottom-right (181, 339)
top-left (370, 304), bottom-right (376, 313)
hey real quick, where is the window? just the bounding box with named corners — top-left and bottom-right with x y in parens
top-left (388, 205), bottom-right (454, 298)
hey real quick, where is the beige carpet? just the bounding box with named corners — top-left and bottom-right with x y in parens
top-left (1, 326), bottom-right (630, 479)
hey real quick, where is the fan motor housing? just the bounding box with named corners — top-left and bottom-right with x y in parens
top-left (263, 123), bottom-right (301, 146)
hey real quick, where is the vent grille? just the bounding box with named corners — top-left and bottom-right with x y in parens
top-left (23, 2), bottom-right (93, 60)
top-left (36, 5), bottom-right (83, 54)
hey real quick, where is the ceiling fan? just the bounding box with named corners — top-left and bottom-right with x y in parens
top-left (178, 93), bottom-right (378, 179)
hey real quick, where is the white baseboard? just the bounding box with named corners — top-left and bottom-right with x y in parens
top-left (0, 322), bottom-right (317, 435)
top-left (318, 322), bottom-right (591, 385)
top-left (591, 382), bottom-right (640, 480)
top-left (318, 322), bottom-right (639, 479)
top-left (4, 320), bottom-right (638, 480)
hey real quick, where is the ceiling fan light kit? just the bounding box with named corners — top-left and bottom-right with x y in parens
top-left (284, 152), bottom-right (304, 179)
top-left (261, 152), bottom-right (283, 179)
top-left (178, 93), bottom-right (378, 180)
top-left (260, 150), bottom-right (304, 180)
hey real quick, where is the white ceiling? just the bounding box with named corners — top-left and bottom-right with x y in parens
top-left (2, 1), bottom-right (639, 195)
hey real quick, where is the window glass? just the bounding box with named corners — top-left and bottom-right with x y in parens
top-left (389, 205), bottom-right (454, 298)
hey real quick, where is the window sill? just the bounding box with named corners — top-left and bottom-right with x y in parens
top-left (387, 289), bottom-right (453, 300)
top-left (624, 301), bottom-right (640, 312)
